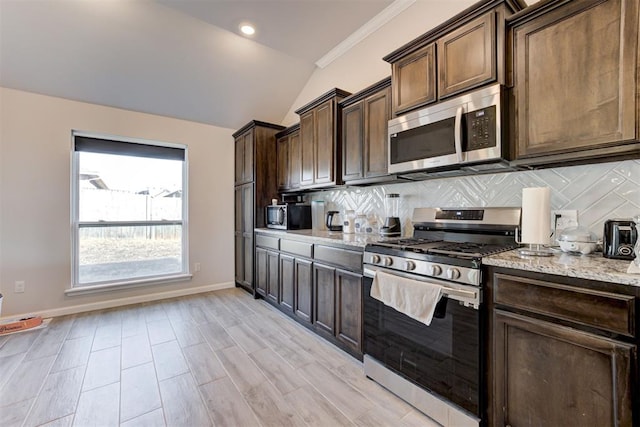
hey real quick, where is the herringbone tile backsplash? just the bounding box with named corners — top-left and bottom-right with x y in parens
top-left (306, 159), bottom-right (640, 238)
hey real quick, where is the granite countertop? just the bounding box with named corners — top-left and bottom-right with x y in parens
top-left (484, 249), bottom-right (640, 286)
top-left (255, 228), bottom-right (384, 249)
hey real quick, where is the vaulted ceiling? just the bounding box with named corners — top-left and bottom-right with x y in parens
top-left (0, 1), bottom-right (533, 130)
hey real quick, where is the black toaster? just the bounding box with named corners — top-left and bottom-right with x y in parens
top-left (603, 219), bottom-right (637, 260)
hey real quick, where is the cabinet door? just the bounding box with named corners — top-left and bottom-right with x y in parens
top-left (314, 100), bottom-right (334, 185)
top-left (313, 263), bottom-right (336, 336)
top-left (279, 254), bottom-right (295, 313)
top-left (513, 0), bottom-right (638, 159)
top-left (241, 184), bottom-right (253, 232)
top-left (437, 12), bottom-right (496, 99)
top-left (342, 102), bottom-right (364, 182)
top-left (234, 186), bottom-right (242, 233)
top-left (242, 129), bottom-right (254, 183)
top-left (243, 234), bottom-right (253, 290)
top-left (335, 269), bottom-right (363, 353)
top-left (294, 258), bottom-right (313, 324)
top-left (493, 310), bottom-right (634, 427)
top-left (234, 233), bottom-right (244, 285)
top-left (289, 131), bottom-right (301, 190)
top-left (255, 247), bottom-right (267, 297)
top-left (234, 136), bottom-right (244, 185)
top-left (266, 250), bottom-right (279, 304)
top-left (392, 43), bottom-right (436, 115)
top-left (300, 111), bottom-right (315, 187)
top-left (364, 86), bottom-right (391, 178)
top-left (276, 136), bottom-right (289, 191)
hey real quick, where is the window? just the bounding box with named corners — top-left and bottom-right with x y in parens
top-left (71, 132), bottom-right (188, 289)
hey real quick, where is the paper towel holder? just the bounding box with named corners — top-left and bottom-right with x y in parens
top-left (515, 226), bottom-right (553, 257)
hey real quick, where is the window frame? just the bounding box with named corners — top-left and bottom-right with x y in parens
top-left (70, 130), bottom-right (190, 291)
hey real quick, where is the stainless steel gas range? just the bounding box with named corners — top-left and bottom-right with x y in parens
top-left (363, 207), bottom-right (521, 427)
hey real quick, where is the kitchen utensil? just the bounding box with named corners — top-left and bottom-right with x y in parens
top-left (557, 226), bottom-right (598, 255)
top-left (326, 210), bottom-right (343, 231)
top-left (603, 219), bottom-right (637, 260)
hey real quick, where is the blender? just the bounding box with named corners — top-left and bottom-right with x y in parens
top-left (380, 193), bottom-right (401, 237)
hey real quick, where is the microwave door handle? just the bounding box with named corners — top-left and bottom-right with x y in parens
top-left (454, 106), bottom-right (464, 163)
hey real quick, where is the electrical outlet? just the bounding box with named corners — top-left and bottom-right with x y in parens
top-left (194, 262), bottom-right (201, 272)
top-left (15, 280), bottom-right (25, 293)
top-left (551, 210), bottom-right (578, 240)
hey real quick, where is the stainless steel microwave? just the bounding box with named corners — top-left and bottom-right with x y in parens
top-left (388, 84), bottom-right (510, 175)
top-left (265, 204), bottom-right (312, 230)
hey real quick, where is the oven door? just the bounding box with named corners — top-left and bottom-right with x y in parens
top-left (363, 268), bottom-right (483, 418)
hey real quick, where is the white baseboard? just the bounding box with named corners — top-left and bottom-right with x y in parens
top-left (1, 281), bottom-right (236, 320)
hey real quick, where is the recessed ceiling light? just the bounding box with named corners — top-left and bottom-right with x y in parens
top-left (240, 24), bottom-right (255, 36)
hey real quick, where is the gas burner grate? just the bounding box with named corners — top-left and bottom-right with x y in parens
top-left (428, 242), bottom-right (519, 257)
top-left (374, 237), bottom-right (442, 250)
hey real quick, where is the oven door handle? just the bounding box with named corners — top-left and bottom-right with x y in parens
top-left (364, 266), bottom-right (480, 309)
top-left (454, 106), bottom-right (464, 163)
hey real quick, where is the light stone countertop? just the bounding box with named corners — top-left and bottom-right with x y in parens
top-left (484, 249), bottom-right (640, 287)
top-left (255, 228), bottom-right (384, 249)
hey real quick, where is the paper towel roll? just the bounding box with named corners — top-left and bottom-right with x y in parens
top-left (521, 187), bottom-right (551, 245)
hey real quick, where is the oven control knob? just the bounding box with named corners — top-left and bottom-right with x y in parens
top-left (383, 257), bottom-right (393, 266)
top-left (428, 265), bottom-right (442, 276)
top-left (371, 255), bottom-right (381, 264)
top-left (405, 261), bottom-right (416, 271)
top-left (447, 268), bottom-right (461, 280)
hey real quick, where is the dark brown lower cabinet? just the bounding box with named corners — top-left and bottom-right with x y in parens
top-left (294, 259), bottom-right (313, 324)
top-left (266, 250), bottom-right (279, 304)
top-left (255, 247), bottom-right (278, 303)
top-left (335, 269), bottom-right (363, 353)
top-left (313, 263), bottom-right (336, 337)
top-left (255, 247), bottom-right (267, 297)
top-left (493, 310), bottom-right (634, 427)
top-left (279, 254), bottom-right (295, 313)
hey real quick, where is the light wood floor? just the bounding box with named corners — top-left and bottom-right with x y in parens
top-left (0, 288), bottom-right (439, 427)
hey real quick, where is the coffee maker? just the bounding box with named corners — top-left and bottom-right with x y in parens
top-left (380, 193), bottom-right (401, 237)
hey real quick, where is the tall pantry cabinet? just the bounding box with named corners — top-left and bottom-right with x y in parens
top-left (233, 121), bottom-right (285, 293)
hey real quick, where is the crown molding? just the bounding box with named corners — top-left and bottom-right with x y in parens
top-left (315, 0), bottom-right (416, 69)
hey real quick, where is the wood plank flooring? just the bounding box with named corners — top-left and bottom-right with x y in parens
top-left (0, 288), bottom-right (439, 427)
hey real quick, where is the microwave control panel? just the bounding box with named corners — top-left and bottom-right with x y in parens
top-left (465, 106), bottom-right (496, 151)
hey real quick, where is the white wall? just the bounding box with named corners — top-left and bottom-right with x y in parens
top-left (0, 87), bottom-right (235, 317)
top-left (281, 0), bottom-right (477, 125)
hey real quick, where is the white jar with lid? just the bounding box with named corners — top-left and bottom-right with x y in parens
top-left (343, 210), bottom-right (355, 233)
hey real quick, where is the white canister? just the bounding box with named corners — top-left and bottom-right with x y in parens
top-left (343, 210), bottom-right (355, 233)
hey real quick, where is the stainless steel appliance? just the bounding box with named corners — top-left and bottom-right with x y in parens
top-left (388, 84), bottom-right (510, 176)
top-left (603, 219), bottom-right (638, 260)
top-left (363, 207), bottom-right (521, 426)
top-left (265, 204), bottom-right (311, 230)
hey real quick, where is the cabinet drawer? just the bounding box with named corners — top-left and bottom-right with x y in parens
top-left (314, 245), bottom-right (362, 272)
top-left (280, 239), bottom-right (313, 258)
top-left (493, 274), bottom-right (635, 337)
top-left (255, 234), bottom-right (279, 250)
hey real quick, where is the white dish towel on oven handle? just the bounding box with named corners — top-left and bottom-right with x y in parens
top-left (371, 270), bottom-right (443, 326)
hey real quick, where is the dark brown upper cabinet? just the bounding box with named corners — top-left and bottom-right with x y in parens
top-left (232, 120), bottom-right (284, 293)
top-left (384, 0), bottom-right (525, 116)
top-left (509, 0), bottom-right (640, 166)
top-left (390, 44), bottom-right (436, 115)
top-left (340, 77), bottom-right (393, 184)
top-left (295, 88), bottom-right (351, 189)
top-left (276, 124), bottom-right (301, 192)
top-left (438, 12), bottom-right (496, 98)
